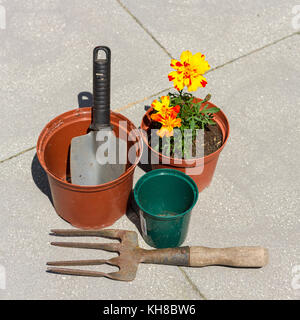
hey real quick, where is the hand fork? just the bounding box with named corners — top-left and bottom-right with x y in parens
top-left (47, 229), bottom-right (268, 282)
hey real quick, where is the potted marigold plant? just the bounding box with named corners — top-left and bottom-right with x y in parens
top-left (140, 50), bottom-right (230, 192)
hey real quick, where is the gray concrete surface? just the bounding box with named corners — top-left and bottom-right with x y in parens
top-left (0, 0), bottom-right (299, 300)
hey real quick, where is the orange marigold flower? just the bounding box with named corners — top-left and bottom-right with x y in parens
top-left (168, 50), bottom-right (210, 92)
top-left (151, 113), bottom-right (164, 123)
top-left (150, 95), bottom-right (182, 137)
top-left (157, 114), bottom-right (182, 138)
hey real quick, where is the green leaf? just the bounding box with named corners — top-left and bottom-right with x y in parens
top-left (195, 115), bottom-right (203, 121)
top-left (201, 104), bottom-right (209, 112)
top-left (190, 118), bottom-right (195, 130)
top-left (201, 107), bottom-right (220, 114)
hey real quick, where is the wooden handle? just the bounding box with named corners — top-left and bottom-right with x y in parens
top-left (189, 246), bottom-right (268, 268)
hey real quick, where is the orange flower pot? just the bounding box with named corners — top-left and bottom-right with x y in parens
top-left (140, 100), bottom-right (229, 193)
top-left (37, 107), bottom-right (142, 229)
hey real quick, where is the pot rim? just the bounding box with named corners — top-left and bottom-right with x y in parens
top-left (133, 168), bottom-right (199, 220)
top-left (140, 100), bottom-right (230, 167)
top-left (37, 107), bottom-right (143, 191)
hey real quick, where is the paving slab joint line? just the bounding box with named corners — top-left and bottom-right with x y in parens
top-left (115, 86), bottom-right (173, 112)
top-left (0, 146), bottom-right (36, 164)
top-left (178, 267), bottom-right (208, 300)
top-left (208, 31), bottom-right (299, 72)
top-left (116, 0), bottom-right (173, 59)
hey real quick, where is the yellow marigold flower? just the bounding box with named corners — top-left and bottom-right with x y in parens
top-left (168, 50), bottom-right (210, 92)
top-left (151, 96), bottom-right (180, 118)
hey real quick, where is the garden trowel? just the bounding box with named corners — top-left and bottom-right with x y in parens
top-left (70, 46), bottom-right (126, 186)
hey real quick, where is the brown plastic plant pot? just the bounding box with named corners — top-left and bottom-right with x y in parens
top-left (37, 107), bottom-right (142, 229)
top-left (140, 99), bottom-right (229, 193)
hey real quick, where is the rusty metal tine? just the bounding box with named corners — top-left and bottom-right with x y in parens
top-left (51, 241), bottom-right (120, 252)
top-left (47, 229), bottom-right (138, 281)
top-left (47, 268), bottom-right (130, 281)
top-left (47, 259), bottom-right (107, 266)
top-left (47, 267), bottom-right (110, 278)
top-left (50, 229), bottom-right (121, 240)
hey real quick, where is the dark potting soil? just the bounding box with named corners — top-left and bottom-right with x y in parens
top-left (199, 123), bottom-right (223, 156)
top-left (148, 122), bottom-right (223, 158)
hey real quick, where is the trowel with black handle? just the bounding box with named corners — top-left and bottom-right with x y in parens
top-left (70, 46), bottom-right (126, 186)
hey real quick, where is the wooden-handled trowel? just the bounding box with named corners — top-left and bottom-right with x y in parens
top-left (70, 46), bottom-right (126, 186)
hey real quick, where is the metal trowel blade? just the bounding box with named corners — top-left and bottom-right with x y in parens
top-left (70, 130), bottom-right (126, 186)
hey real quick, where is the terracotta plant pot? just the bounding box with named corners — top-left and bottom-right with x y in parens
top-left (140, 100), bottom-right (229, 192)
top-left (37, 107), bottom-right (142, 229)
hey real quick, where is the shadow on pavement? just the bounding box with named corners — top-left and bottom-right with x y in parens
top-left (126, 191), bottom-right (143, 235)
top-left (31, 153), bottom-right (54, 206)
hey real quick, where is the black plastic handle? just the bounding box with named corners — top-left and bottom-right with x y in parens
top-left (91, 46), bottom-right (111, 130)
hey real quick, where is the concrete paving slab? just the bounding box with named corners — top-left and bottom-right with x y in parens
top-left (0, 0), bottom-right (171, 161)
top-left (182, 35), bottom-right (300, 300)
top-left (0, 149), bottom-right (202, 300)
top-left (0, 1), bottom-right (299, 301)
top-left (121, 0), bottom-right (298, 66)
top-left (119, 35), bottom-right (300, 299)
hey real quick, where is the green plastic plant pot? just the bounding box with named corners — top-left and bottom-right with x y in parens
top-left (133, 169), bottom-right (199, 248)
